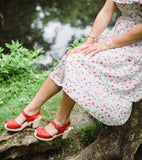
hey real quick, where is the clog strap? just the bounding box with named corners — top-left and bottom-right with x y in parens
top-left (22, 110), bottom-right (40, 122)
top-left (51, 120), bottom-right (70, 134)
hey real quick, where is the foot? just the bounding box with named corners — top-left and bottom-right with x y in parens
top-left (34, 119), bottom-right (72, 141)
top-left (5, 110), bottom-right (41, 132)
top-left (45, 119), bottom-right (68, 136)
top-left (15, 109), bottom-right (39, 126)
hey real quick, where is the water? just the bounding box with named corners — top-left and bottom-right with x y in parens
top-left (0, 0), bottom-right (120, 69)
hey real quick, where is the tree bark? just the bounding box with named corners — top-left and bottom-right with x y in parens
top-left (0, 128), bottom-right (56, 160)
top-left (0, 104), bottom-right (96, 160)
top-left (66, 101), bottom-right (142, 160)
top-left (0, 102), bottom-right (141, 160)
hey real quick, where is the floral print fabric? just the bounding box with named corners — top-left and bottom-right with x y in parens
top-left (49, 2), bottom-right (142, 126)
top-left (113, 0), bottom-right (142, 4)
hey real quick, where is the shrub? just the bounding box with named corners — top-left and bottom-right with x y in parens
top-left (0, 40), bottom-right (43, 81)
top-left (67, 36), bottom-right (86, 50)
top-left (78, 121), bottom-right (102, 145)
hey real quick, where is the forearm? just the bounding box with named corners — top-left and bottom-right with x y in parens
top-left (112, 23), bottom-right (142, 48)
top-left (85, 0), bottom-right (116, 44)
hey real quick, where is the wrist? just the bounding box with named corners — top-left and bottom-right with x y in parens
top-left (87, 34), bottom-right (97, 43)
top-left (84, 38), bottom-right (94, 45)
top-left (86, 34), bottom-right (97, 44)
top-left (112, 38), bottom-right (122, 48)
top-left (105, 39), bottom-right (114, 49)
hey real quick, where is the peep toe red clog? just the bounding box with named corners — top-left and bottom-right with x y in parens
top-left (34, 120), bottom-right (73, 141)
top-left (5, 110), bottom-right (41, 132)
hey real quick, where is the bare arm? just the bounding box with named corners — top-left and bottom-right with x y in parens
top-left (113, 23), bottom-right (142, 47)
top-left (66, 0), bottom-right (116, 56)
top-left (82, 22), bottom-right (142, 57)
top-left (85, 0), bottom-right (116, 44)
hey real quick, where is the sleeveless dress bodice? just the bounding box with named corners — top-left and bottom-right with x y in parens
top-left (115, 1), bottom-right (142, 22)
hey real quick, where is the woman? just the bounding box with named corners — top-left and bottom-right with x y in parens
top-left (5, 0), bottom-right (142, 141)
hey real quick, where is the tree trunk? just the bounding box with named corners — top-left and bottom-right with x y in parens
top-left (66, 101), bottom-right (142, 160)
top-left (0, 128), bottom-right (56, 160)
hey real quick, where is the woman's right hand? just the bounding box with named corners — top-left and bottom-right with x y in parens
top-left (66, 43), bottom-right (90, 57)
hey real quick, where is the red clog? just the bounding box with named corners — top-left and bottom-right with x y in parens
top-left (34, 120), bottom-right (73, 141)
top-left (5, 110), bottom-right (41, 132)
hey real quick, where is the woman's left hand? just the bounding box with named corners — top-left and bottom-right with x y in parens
top-left (82, 42), bottom-right (108, 57)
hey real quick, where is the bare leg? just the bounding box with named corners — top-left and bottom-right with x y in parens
top-left (45, 91), bottom-right (75, 136)
top-left (25, 78), bottom-right (61, 113)
top-left (16, 78), bottom-right (62, 124)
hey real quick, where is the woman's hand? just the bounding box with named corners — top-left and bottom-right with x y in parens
top-left (66, 41), bottom-right (109, 57)
top-left (81, 42), bottom-right (108, 57)
top-left (66, 43), bottom-right (90, 57)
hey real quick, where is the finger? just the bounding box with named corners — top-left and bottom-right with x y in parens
top-left (66, 50), bottom-right (78, 57)
top-left (66, 45), bottom-right (89, 57)
top-left (66, 50), bottom-right (72, 56)
top-left (66, 48), bottom-right (77, 56)
top-left (90, 52), bottom-right (96, 57)
top-left (90, 49), bottom-right (100, 57)
top-left (83, 48), bottom-right (97, 56)
top-left (66, 49), bottom-right (75, 57)
top-left (67, 49), bottom-right (72, 54)
top-left (66, 52), bottom-right (73, 57)
top-left (81, 48), bottom-right (90, 55)
top-left (76, 46), bottom-right (89, 52)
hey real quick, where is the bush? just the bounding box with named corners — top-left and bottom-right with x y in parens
top-left (67, 36), bottom-right (86, 50)
top-left (0, 40), bottom-right (43, 81)
top-left (78, 121), bottom-right (102, 145)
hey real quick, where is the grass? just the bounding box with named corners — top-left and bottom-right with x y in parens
top-left (47, 122), bottom-right (102, 159)
top-left (77, 121), bottom-right (102, 145)
top-left (0, 39), bottom-right (102, 159)
top-left (0, 69), bottom-right (102, 159)
top-left (0, 71), bottom-right (62, 135)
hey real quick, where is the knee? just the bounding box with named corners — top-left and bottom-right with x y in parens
top-left (66, 53), bottom-right (84, 62)
top-left (106, 107), bottom-right (132, 126)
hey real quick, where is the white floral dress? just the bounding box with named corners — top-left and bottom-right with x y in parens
top-left (49, 0), bottom-right (142, 126)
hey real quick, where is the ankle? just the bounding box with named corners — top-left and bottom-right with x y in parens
top-left (24, 108), bottom-right (39, 115)
top-left (54, 118), bottom-right (69, 126)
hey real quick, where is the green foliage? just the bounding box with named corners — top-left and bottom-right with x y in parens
top-left (0, 40), bottom-right (43, 81)
top-left (0, 47), bottom-right (4, 53)
top-left (53, 59), bottom-right (60, 68)
top-left (0, 71), bottom-right (63, 135)
top-left (78, 121), bottom-right (102, 145)
top-left (67, 36), bottom-right (87, 50)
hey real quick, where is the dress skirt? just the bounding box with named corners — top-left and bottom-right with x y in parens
top-left (49, 2), bottom-right (142, 126)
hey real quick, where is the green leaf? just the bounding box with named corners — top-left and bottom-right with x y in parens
top-left (0, 101), bottom-right (4, 105)
top-left (5, 43), bottom-right (12, 49)
top-left (0, 47), bottom-right (4, 54)
top-left (73, 39), bottom-right (79, 47)
top-left (2, 69), bottom-right (9, 74)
